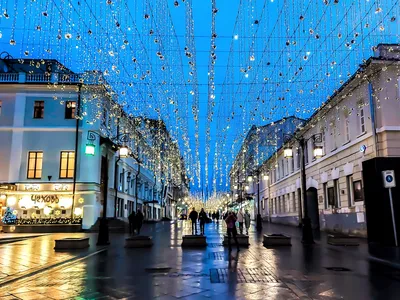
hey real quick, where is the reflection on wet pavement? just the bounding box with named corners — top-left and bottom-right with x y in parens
top-left (0, 221), bottom-right (399, 299)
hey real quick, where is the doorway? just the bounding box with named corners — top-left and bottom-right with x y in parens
top-left (306, 187), bottom-right (320, 229)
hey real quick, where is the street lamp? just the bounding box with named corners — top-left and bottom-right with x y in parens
top-left (313, 146), bottom-right (323, 159)
top-left (119, 146), bottom-right (129, 158)
top-left (263, 173), bottom-right (269, 181)
top-left (283, 132), bottom-right (322, 245)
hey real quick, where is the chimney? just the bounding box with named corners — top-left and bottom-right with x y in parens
top-left (374, 44), bottom-right (400, 60)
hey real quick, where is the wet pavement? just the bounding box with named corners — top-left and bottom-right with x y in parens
top-left (0, 221), bottom-right (399, 299)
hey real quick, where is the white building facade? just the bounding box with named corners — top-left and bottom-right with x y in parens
top-left (235, 44), bottom-right (400, 240)
top-left (0, 58), bottom-right (187, 232)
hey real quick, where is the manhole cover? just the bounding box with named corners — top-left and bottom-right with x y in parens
top-left (210, 267), bottom-right (281, 283)
top-left (325, 267), bottom-right (351, 272)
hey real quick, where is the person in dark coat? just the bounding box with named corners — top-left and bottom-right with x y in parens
top-left (189, 207), bottom-right (199, 235)
top-left (136, 209), bottom-right (144, 235)
top-left (199, 208), bottom-right (207, 235)
top-left (224, 211), bottom-right (240, 252)
top-left (215, 211), bottom-right (220, 223)
top-left (128, 211), bottom-right (136, 235)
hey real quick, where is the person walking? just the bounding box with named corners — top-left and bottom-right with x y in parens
top-left (136, 209), bottom-right (144, 235)
top-left (237, 209), bottom-right (244, 235)
top-left (128, 211), bottom-right (136, 235)
top-left (189, 207), bottom-right (199, 235)
top-left (199, 208), bottom-right (207, 235)
top-left (224, 211), bottom-right (240, 252)
top-left (244, 209), bottom-right (251, 235)
top-left (215, 211), bottom-right (220, 223)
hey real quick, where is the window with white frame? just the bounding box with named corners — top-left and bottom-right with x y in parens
top-left (344, 114), bottom-right (350, 142)
top-left (360, 107), bottom-right (366, 133)
top-left (304, 142), bottom-right (309, 165)
top-left (331, 122), bottom-right (337, 151)
top-left (290, 157), bottom-right (294, 173)
top-left (334, 179), bottom-right (341, 208)
top-left (296, 148), bottom-right (300, 169)
top-left (346, 175), bottom-right (354, 207)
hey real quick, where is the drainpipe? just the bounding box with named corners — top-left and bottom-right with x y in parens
top-left (71, 84), bottom-right (81, 220)
top-left (368, 81), bottom-right (379, 157)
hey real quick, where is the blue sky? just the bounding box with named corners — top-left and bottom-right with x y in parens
top-left (0, 0), bottom-right (399, 198)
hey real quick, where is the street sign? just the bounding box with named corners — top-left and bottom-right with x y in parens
top-left (382, 170), bottom-right (398, 247)
top-left (382, 170), bottom-right (396, 188)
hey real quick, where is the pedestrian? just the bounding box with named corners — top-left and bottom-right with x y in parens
top-left (244, 209), bottom-right (251, 235)
top-left (128, 211), bottom-right (136, 235)
top-left (237, 209), bottom-right (244, 235)
top-left (212, 212), bottom-right (216, 221)
top-left (136, 209), bottom-right (144, 235)
top-left (224, 211), bottom-right (240, 252)
top-left (189, 207), bottom-right (199, 235)
top-left (223, 211), bottom-right (228, 220)
top-left (199, 208), bottom-right (207, 235)
top-left (215, 211), bottom-right (220, 223)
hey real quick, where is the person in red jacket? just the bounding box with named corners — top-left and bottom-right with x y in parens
top-left (224, 211), bottom-right (240, 252)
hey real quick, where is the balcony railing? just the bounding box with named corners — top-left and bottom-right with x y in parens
top-left (0, 73), bottom-right (19, 82)
top-left (0, 72), bottom-right (102, 84)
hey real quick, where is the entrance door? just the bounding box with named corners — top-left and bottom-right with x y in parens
top-left (306, 187), bottom-right (320, 229)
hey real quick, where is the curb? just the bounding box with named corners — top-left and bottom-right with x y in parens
top-left (0, 247), bottom-right (108, 287)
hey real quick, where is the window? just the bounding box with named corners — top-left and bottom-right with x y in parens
top-left (296, 148), bottom-right (300, 169)
top-left (27, 151), bottom-right (43, 179)
top-left (344, 116), bottom-right (350, 142)
top-left (332, 123), bottom-right (337, 150)
top-left (292, 192), bottom-right (296, 212)
top-left (262, 197), bottom-right (266, 210)
top-left (353, 180), bottom-right (363, 202)
top-left (65, 101), bottom-right (76, 119)
top-left (59, 151), bottom-right (75, 179)
top-left (334, 179), bottom-right (340, 208)
top-left (346, 175), bottom-right (354, 207)
top-left (360, 108), bottom-right (366, 133)
top-left (33, 101), bottom-right (44, 119)
top-left (327, 187), bottom-right (335, 207)
top-left (304, 142), bottom-right (309, 165)
top-left (290, 157), bottom-right (294, 173)
top-left (323, 183), bottom-right (328, 209)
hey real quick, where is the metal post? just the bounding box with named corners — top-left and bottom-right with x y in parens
top-left (71, 84), bottom-right (81, 220)
top-left (256, 171), bottom-right (262, 232)
top-left (97, 154), bottom-right (110, 245)
top-left (300, 138), bottom-right (314, 244)
top-left (389, 188), bottom-right (398, 247)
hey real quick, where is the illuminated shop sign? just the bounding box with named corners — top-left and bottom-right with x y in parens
top-left (31, 195), bottom-right (60, 203)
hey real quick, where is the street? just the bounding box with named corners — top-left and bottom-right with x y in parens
top-left (0, 221), bottom-right (399, 299)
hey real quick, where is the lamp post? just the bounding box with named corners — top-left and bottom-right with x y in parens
top-left (283, 132), bottom-right (322, 245)
top-left (248, 170), bottom-right (262, 232)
